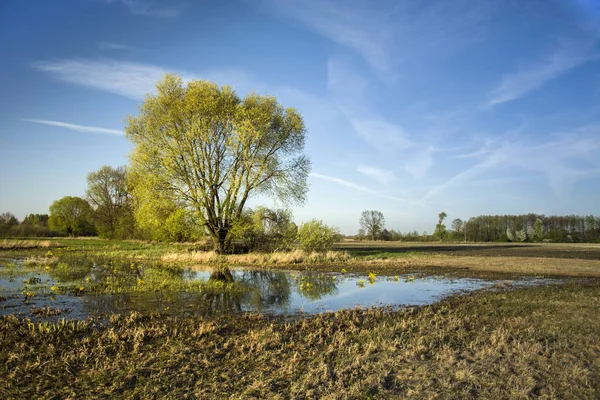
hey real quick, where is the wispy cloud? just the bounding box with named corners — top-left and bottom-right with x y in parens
top-left (262, 0), bottom-right (496, 81)
top-left (488, 41), bottom-right (598, 106)
top-left (98, 41), bottom-right (140, 52)
top-left (349, 118), bottom-right (413, 152)
top-left (101, 0), bottom-right (184, 18)
top-left (33, 59), bottom-right (175, 99)
top-left (311, 172), bottom-right (405, 202)
top-left (24, 119), bottom-right (123, 135)
top-left (423, 126), bottom-right (600, 200)
top-left (262, 0), bottom-right (395, 81)
top-left (32, 59), bottom-right (254, 100)
top-left (356, 164), bottom-right (395, 185)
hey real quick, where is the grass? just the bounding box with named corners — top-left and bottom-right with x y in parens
top-left (162, 249), bottom-right (351, 265)
top-left (0, 239), bottom-right (62, 249)
top-left (3, 238), bottom-right (600, 277)
top-left (1, 280), bottom-right (598, 398)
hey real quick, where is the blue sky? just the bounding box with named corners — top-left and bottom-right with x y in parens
top-left (1, 0), bottom-right (599, 234)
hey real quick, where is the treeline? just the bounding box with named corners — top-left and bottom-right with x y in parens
top-left (353, 213), bottom-right (600, 243)
top-left (0, 213), bottom-right (63, 238)
top-left (462, 214), bottom-right (600, 243)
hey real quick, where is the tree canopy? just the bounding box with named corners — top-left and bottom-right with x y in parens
top-left (86, 165), bottom-right (134, 239)
top-left (434, 211), bottom-right (448, 242)
top-left (125, 74), bottom-right (310, 252)
top-left (48, 196), bottom-right (95, 237)
top-left (359, 210), bottom-right (385, 240)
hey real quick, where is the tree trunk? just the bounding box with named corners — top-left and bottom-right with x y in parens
top-left (211, 228), bottom-right (229, 254)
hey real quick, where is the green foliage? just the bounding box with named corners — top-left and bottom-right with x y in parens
top-left (533, 218), bottom-right (544, 242)
top-left (359, 210), bottom-right (385, 240)
top-left (297, 219), bottom-right (339, 252)
top-left (48, 196), bottom-right (95, 237)
top-left (231, 206), bottom-right (297, 252)
top-left (125, 74), bottom-right (310, 251)
top-left (129, 171), bottom-right (201, 242)
top-left (434, 211), bottom-right (447, 242)
top-left (86, 165), bottom-right (135, 239)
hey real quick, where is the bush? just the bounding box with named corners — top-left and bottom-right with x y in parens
top-left (297, 219), bottom-right (339, 253)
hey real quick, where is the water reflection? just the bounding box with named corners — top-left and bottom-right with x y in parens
top-left (0, 256), bottom-right (541, 321)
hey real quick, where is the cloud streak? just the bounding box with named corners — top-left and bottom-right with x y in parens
top-left (101, 0), bottom-right (184, 18)
top-left (32, 59), bottom-right (256, 101)
top-left (488, 41), bottom-right (598, 105)
top-left (24, 119), bottom-right (123, 135)
top-left (356, 165), bottom-right (395, 185)
top-left (423, 126), bottom-right (600, 200)
top-left (33, 59), bottom-right (184, 100)
top-left (311, 172), bottom-right (405, 202)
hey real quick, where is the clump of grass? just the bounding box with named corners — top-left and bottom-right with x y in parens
top-left (23, 255), bottom-right (58, 267)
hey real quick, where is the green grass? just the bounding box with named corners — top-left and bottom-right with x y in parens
top-left (1, 281), bottom-right (598, 398)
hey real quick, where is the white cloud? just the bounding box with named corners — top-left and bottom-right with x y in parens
top-left (350, 118), bottom-right (413, 152)
top-left (24, 119), bottom-right (123, 135)
top-left (423, 126), bottom-right (600, 200)
top-left (101, 0), bottom-right (184, 18)
top-left (488, 41), bottom-right (598, 106)
top-left (311, 172), bottom-right (405, 202)
top-left (356, 164), bottom-right (395, 185)
top-left (98, 41), bottom-right (139, 52)
top-left (32, 59), bottom-right (252, 100)
top-left (261, 0), bottom-right (496, 81)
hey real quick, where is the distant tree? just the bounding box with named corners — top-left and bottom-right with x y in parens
top-left (359, 210), bottom-right (385, 240)
top-left (533, 218), bottom-right (543, 242)
top-left (451, 218), bottom-right (463, 240)
top-left (126, 74), bottom-right (310, 252)
top-left (297, 219), bottom-right (339, 252)
top-left (86, 165), bottom-right (134, 239)
top-left (0, 212), bottom-right (19, 236)
top-left (379, 229), bottom-right (391, 241)
top-left (0, 212), bottom-right (18, 226)
top-left (434, 211), bottom-right (448, 242)
top-left (22, 214), bottom-right (49, 226)
top-left (48, 196), bottom-right (95, 237)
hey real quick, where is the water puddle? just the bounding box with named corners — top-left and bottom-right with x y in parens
top-left (0, 256), bottom-right (553, 321)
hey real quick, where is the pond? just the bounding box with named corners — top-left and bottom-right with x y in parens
top-left (0, 256), bottom-right (551, 321)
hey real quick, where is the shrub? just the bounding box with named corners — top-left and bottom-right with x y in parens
top-left (297, 219), bottom-right (339, 252)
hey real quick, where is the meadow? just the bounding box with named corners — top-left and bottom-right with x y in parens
top-left (1, 238), bottom-right (599, 398)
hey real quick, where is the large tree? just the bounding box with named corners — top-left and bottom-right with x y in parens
top-left (86, 165), bottom-right (134, 239)
top-left (359, 210), bottom-right (385, 240)
top-left (125, 74), bottom-right (310, 252)
top-left (434, 211), bottom-right (448, 242)
top-left (48, 196), bottom-right (95, 237)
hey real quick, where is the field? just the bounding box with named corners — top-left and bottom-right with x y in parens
top-left (1, 239), bottom-right (599, 398)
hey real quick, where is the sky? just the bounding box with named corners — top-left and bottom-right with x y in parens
top-left (1, 0), bottom-right (600, 235)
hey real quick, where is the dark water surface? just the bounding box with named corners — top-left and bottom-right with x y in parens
top-left (0, 257), bottom-right (552, 321)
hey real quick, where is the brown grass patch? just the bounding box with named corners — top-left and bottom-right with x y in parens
top-left (0, 239), bottom-right (61, 250)
top-left (1, 281), bottom-right (598, 398)
top-left (160, 250), bottom-right (350, 265)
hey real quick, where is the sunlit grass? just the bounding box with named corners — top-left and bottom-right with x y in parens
top-left (1, 281), bottom-right (598, 398)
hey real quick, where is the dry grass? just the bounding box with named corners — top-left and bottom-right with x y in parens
top-left (1, 281), bottom-right (598, 398)
top-left (0, 239), bottom-right (61, 250)
top-left (160, 250), bottom-right (351, 265)
top-left (357, 254), bottom-right (600, 277)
